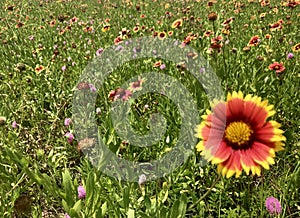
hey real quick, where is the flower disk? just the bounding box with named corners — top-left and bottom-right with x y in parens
top-left (195, 91), bottom-right (286, 178)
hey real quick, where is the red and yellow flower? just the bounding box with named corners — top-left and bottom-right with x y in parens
top-left (292, 42), bottom-right (300, 52)
top-left (171, 19), bottom-right (183, 28)
top-left (269, 62), bottom-right (285, 73)
top-left (195, 91), bottom-right (285, 178)
top-left (248, 35), bottom-right (260, 46)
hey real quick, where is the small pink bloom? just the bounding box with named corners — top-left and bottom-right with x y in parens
top-left (64, 118), bottom-right (72, 126)
top-left (65, 132), bottom-right (74, 143)
top-left (89, 84), bottom-right (97, 92)
top-left (77, 185), bottom-right (86, 199)
top-left (160, 64), bottom-right (166, 70)
top-left (265, 196), bottom-right (282, 215)
top-left (12, 121), bottom-right (18, 128)
top-left (62, 65), bottom-right (67, 71)
top-left (121, 89), bottom-right (132, 101)
top-left (287, 53), bottom-right (294, 59)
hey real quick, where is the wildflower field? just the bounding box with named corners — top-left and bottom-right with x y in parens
top-left (0, 0), bottom-right (299, 217)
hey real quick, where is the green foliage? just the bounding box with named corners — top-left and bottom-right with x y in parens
top-left (0, 0), bottom-right (299, 217)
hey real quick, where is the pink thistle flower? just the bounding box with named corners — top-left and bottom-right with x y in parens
top-left (287, 52), bottom-right (294, 59)
top-left (77, 185), bottom-right (86, 199)
top-left (12, 121), bottom-right (18, 128)
top-left (65, 132), bottom-right (74, 143)
top-left (265, 196), bottom-right (282, 215)
top-left (64, 118), bottom-right (72, 126)
top-left (88, 84), bottom-right (97, 92)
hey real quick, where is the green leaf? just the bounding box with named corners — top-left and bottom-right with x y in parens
top-left (169, 198), bottom-right (180, 218)
top-left (178, 194), bottom-right (187, 217)
top-left (101, 202), bottom-right (107, 217)
top-left (123, 186), bottom-right (130, 211)
top-left (62, 199), bottom-right (69, 211)
top-left (72, 200), bottom-right (82, 213)
top-left (144, 195), bottom-right (151, 210)
top-left (62, 169), bottom-right (75, 207)
top-left (127, 208), bottom-right (135, 218)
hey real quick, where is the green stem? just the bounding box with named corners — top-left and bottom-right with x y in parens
top-left (188, 174), bottom-right (221, 210)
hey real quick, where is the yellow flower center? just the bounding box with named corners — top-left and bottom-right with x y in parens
top-left (225, 121), bottom-right (253, 146)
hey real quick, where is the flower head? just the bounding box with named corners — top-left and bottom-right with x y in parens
top-left (195, 91), bottom-right (286, 178)
top-left (77, 185), bottom-right (86, 199)
top-left (109, 88), bottom-right (132, 101)
top-left (160, 64), bottom-right (166, 70)
top-left (269, 62), bottom-right (285, 73)
top-left (35, 65), bottom-right (45, 73)
top-left (207, 12), bottom-right (218, 21)
top-left (96, 48), bottom-right (104, 56)
top-left (292, 42), bottom-right (300, 52)
top-left (287, 52), bottom-right (294, 59)
top-left (171, 19), bottom-right (183, 28)
top-left (265, 196), bottom-right (282, 215)
top-left (65, 132), bottom-right (74, 143)
top-left (89, 83), bottom-right (97, 92)
top-left (248, 35), bottom-right (260, 46)
top-left (138, 174), bottom-right (147, 186)
top-left (12, 121), bottom-right (18, 128)
top-left (64, 214), bottom-right (71, 218)
top-left (64, 118), bottom-right (72, 126)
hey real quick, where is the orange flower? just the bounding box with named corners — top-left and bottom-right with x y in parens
top-left (153, 61), bottom-right (162, 67)
top-left (133, 26), bottom-right (139, 33)
top-left (292, 43), bottom-right (300, 52)
top-left (35, 65), bottom-right (44, 73)
top-left (158, 32), bottom-right (167, 40)
top-left (102, 24), bottom-right (110, 32)
top-left (171, 19), bottom-right (183, 28)
top-left (265, 34), bottom-right (272, 39)
top-left (248, 35), bottom-right (260, 46)
top-left (269, 62), bottom-right (285, 73)
top-left (195, 91), bottom-right (285, 178)
top-left (204, 30), bottom-right (213, 37)
top-left (49, 20), bottom-right (56, 27)
top-left (114, 36), bottom-right (122, 45)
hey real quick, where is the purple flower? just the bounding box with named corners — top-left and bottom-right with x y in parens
top-left (63, 41), bottom-right (67, 45)
top-left (287, 52), bottom-right (294, 59)
top-left (72, 62), bottom-right (76, 66)
top-left (64, 118), bottom-right (72, 126)
top-left (28, 35), bottom-right (34, 41)
top-left (200, 67), bottom-right (205, 73)
top-left (77, 185), bottom-right (86, 199)
top-left (65, 132), bottom-right (74, 143)
top-left (67, 57), bottom-right (72, 62)
top-left (115, 45), bottom-right (123, 51)
top-left (64, 214), bottom-right (71, 218)
top-left (53, 45), bottom-right (58, 49)
top-left (96, 48), bottom-right (104, 56)
top-left (62, 66), bottom-right (66, 71)
top-left (160, 64), bottom-right (166, 70)
top-left (265, 196), bottom-right (282, 215)
top-left (138, 174), bottom-right (147, 186)
top-left (89, 84), bottom-right (97, 92)
top-left (12, 121), bottom-right (18, 128)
